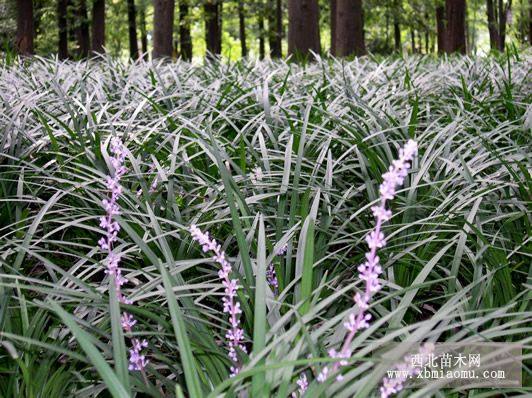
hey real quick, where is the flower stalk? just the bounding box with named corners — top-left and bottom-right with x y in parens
top-left (99, 137), bottom-right (148, 372)
top-left (190, 225), bottom-right (247, 376)
top-left (318, 140), bottom-right (418, 382)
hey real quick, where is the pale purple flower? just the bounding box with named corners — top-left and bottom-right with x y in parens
top-left (100, 137), bottom-right (148, 372)
top-left (380, 343), bottom-right (434, 398)
top-left (317, 140), bottom-right (418, 382)
top-left (128, 338), bottom-right (149, 371)
top-left (291, 373), bottom-right (309, 397)
top-left (190, 225), bottom-right (247, 376)
top-left (266, 243), bottom-right (288, 294)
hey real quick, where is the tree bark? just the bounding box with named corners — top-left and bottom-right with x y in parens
top-left (529, 0), bottom-right (532, 46)
top-left (91, 0), bottom-right (105, 53)
top-left (274, 0), bottom-right (283, 56)
top-left (153, 0), bottom-right (175, 58)
top-left (139, 0), bottom-right (148, 58)
top-left (445, 0), bottom-right (466, 53)
top-left (393, 0), bottom-right (401, 51)
top-left (58, 0), bottom-right (68, 59)
top-left (331, 0), bottom-right (337, 55)
top-left (127, 0), bottom-right (139, 59)
top-left (258, 0), bottom-right (265, 59)
top-left (268, 0), bottom-right (282, 57)
top-left (204, 0), bottom-right (222, 56)
top-left (75, 0), bottom-right (90, 57)
top-left (334, 0), bottom-right (365, 56)
top-left (16, 0), bottom-right (34, 55)
top-left (436, 4), bottom-right (446, 53)
top-left (238, 0), bottom-right (247, 57)
top-left (179, 1), bottom-right (192, 60)
top-left (288, 0), bottom-right (320, 57)
top-left (498, 0), bottom-right (512, 51)
top-left (487, 0), bottom-right (500, 49)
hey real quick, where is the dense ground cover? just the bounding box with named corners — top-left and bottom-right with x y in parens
top-left (0, 54), bottom-right (530, 397)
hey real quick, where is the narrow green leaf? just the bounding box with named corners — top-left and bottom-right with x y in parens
top-left (50, 301), bottom-right (130, 398)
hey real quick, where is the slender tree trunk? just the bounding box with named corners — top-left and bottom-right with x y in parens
top-left (91, 0), bottom-right (105, 53)
top-left (393, 0), bottom-right (401, 51)
top-left (139, 0), bottom-right (148, 58)
top-left (487, 0), bottom-right (500, 49)
top-left (153, 0), bottom-right (175, 58)
top-left (58, 0), bottom-right (68, 59)
top-left (16, 0), bottom-right (34, 55)
top-left (127, 0), bottom-right (139, 58)
top-left (268, 0), bottom-right (282, 56)
top-left (393, 21), bottom-right (401, 51)
top-left (204, 0), bottom-right (222, 56)
top-left (498, 0), bottom-right (512, 51)
top-left (445, 0), bottom-right (466, 53)
top-left (331, 0), bottom-right (337, 55)
top-left (275, 0), bottom-right (283, 56)
top-left (410, 28), bottom-right (416, 52)
top-left (436, 4), bottom-right (446, 53)
top-left (258, 1), bottom-right (265, 59)
top-left (75, 0), bottom-right (90, 57)
top-left (334, 0), bottom-right (365, 56)
top-left (179, 0), bottom-right (192, 60)
top-left (288, 0), bottom-right (320, 57)
top-left (237, 0), bottom-right (247, 57)
top-left (529, 0), bottom-right (532, 45)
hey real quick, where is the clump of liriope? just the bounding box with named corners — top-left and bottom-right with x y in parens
top-left (0, 54), bottom-right (529, 398)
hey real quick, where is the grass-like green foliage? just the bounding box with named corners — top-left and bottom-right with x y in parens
top-left (0, 53), bottom-right (530, 397)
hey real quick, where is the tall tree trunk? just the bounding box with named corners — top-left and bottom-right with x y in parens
top-left (498, 0), bottom-right (512, 51)
top-left (275, 0), bottom-right (283, 56)
top-left (204, 0), bottom-right (222, 56)
top-left (91, 0), bottom-right (105, 53)
top-left (410, 28), bottom-right (416, 52)
top-left (445, 0), bottom-right (466, 53)
top-left (139, 0), bottom-right (148, 58)
top-left (179, 0), bottom-right (192, 60)
top-left (334, 0), bottom-right (365, 56)
top-left (258, 1), bottom-right (265, 59)
top-left (288, 0), bottom-right (320, 57)
top-left (331, 0), bottom-right (337, 55)
top-left (127, 0), bottom-right (139, 58)
top-left (268, 0), bottom-right (282, 57)
top-left (153, 0), bottom-right (175, 58)
top-left (237, 0), bottom-right (247, 57)
top-left (393, 0), bottom-right (401, 51)
top-left (487, 0), bottom-right (500, 49)
top-left (58, 0), bottom-right (68, 59)
top-left (16, 0), bottom-right (34, 55)
top-left (75, 0), bottom-right (90, 57)
top-left (436, 4), bottom-right (446, 53)
top-left (529, 0), bottom-right (532, 45)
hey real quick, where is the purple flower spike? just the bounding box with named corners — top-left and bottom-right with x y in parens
top-left (100, 137), bottom-right (148, 372)
top-left (266, 243), bottom-right (288, 294)
top-left (318, 140), bottom-right (418, 382)
top-left (190, 225), bottom-right (247, 376)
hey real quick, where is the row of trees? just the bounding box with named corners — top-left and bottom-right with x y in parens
top-left (13, 0), bottom-right (531, 59)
